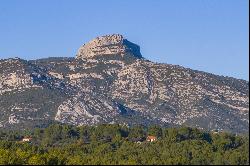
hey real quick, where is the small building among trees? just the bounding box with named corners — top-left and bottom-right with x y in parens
top-left (146, 135), bottom-right (157, 142)
top-left (22, 137), bottom-right (32, 142)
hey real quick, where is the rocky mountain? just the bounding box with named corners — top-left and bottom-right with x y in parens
top-left (0, 34), bottom-right (249, 134)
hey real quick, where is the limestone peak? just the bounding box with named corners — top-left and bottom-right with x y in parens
top-left (76, 34), bottom-right (142, 59)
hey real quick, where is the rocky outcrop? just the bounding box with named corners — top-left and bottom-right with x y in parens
top-left (0, 58), bottom-right (39, 94)
top-left (76, 34), bottom-right (142, 59)
top-left (55, 94), bottom-right (123, 125)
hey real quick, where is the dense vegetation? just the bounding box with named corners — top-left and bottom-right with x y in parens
top-left (0, 124), bottom-right (248, 165)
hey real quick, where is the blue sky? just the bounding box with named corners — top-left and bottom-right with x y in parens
top-left (0, 0), bottom-right (249, 80)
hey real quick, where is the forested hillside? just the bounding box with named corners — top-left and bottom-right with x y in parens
top-left (0, 124), bottom-right (248, 165)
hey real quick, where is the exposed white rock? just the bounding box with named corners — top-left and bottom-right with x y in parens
top-left (55, 94), bottom-right (121, 125)
top-left (49, 71), bottom-right (64, 79)
top-left (67, 73), bottom-right (104, 80)
top-left (8, 114), bottom-right (19, 124)
top-left (76, 34), bottom-right (142, 59)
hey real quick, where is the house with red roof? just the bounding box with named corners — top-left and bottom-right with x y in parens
top-left (146, 135), bottom-right (157, 142)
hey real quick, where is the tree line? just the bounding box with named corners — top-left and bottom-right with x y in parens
top-left (0, 123), bottom-right (248, 165)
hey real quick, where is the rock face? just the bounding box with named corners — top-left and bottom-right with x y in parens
top-left (0, 34), bottom-right (249, 134)
top-left (0, 58), bottom-right (35, 94)
top-left (76, 34), bottom-right (142, 59)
